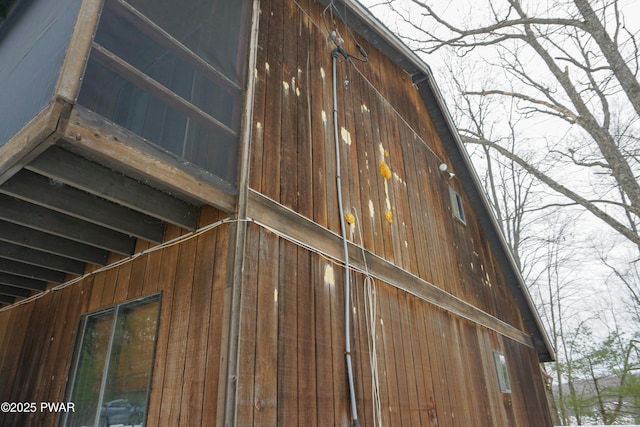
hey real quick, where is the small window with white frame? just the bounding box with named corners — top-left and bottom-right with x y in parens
top-left (448, 185), bottom-right (466, 224)
top-left (493, 351), bottom-right (512, 393)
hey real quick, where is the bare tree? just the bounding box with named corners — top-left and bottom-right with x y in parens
top-left (367, 0), bottom-right (640, 249)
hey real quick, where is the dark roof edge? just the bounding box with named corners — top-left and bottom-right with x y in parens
top-left (317, 0), bottom-right (555, 362)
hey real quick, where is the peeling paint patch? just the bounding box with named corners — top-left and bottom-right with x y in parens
top-left (341, 127), bottom-right (351, 145)
top-left (265, 62), bottom-right (270, 72)
top-left (296, 87), bottom-right (301, 97)
top-left (256, 122), bottom-right (262, 129)
top-left (361, 103), bottom-right (369, 113)
top-left (393, 172), bottom-right (406, 186)
top-left (274, 289), bottom-right (278, 302)
top-left (282, 80), bottom-right (290, 91)
top-left (378, 143), bottom-right (386, 160)
top-left (324, 264), bottom-right (335, 287)
top-left (384, 180), bottom-right (391, 211)
top-left (322, 110), bottom-right (327, 123)
top-left (368, 200), bottom-right (375, 220)
top-left (320, 67), bottom-right (325, 79)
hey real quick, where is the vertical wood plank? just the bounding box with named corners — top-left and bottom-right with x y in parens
top-left (126, 254), bottom-right (147, 300)
top-left (277, 239), bottom-right (298, 426)
top-left (145, 243), bottom-right (180, 426)
top-left (296, 0), bottom-right (314, 219)
top-left (253, 228), bottom-right (280, 426)
top-left (158, 237), bottom-right (197, 425)
top-left (296, 245), bottom-right (317, 426)
top-left (179, 229), bottom-right (216, 426)
top-left (378, 284), bottom-right (402, 425)
top-left (235, 224), bottom-right (260, 426)
top-left (260, 0), bottom-right (284, 202)
top-left (314, 257), bottom-right (335, 426)
top-left (279, 0), bottom-right (299, 211)
top-left (203, 224), bottom-right (229, 424)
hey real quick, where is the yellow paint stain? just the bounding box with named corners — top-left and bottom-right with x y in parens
top-left (344, 212), bottom-right (355, 225)
top-left (379, 160), bottom-right (391, 180)
top-left (385, 211), bottom-right (393, 224)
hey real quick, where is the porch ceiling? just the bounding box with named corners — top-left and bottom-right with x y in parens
top-left (0, 144), bottom-right (200, 306)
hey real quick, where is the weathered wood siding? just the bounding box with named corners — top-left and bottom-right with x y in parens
top-left (236, 223), bottom-right (552, 426)
top-left (250, 0), bottom-right (524, 329)
top-left (0, 207), bottom-right (231, 427)
top-left (243, 0), bottom-right (552, 425)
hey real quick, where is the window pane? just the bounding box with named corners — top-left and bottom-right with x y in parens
top-left (64, 295), bottom-right (160, 427)
top-left (123, 0), bottom-right (249, 83)
top-left (77, 0), bottom-right (250, 185)
top-left (101, 300), bottom-right (160, 427)
top-left (66, 312), bottom-right (114, 427)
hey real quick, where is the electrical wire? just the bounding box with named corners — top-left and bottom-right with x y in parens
top-left (352, 209), bottom-right (384, 427)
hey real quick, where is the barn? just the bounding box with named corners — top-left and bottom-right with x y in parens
top-left (0, 0), bottom-right (555, 425)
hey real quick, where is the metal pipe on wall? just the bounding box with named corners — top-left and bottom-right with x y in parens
top-left (331, 46), bottom-right (360, 427)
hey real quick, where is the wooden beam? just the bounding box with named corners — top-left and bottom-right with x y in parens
top-left (0, 272), bottom-right (46, 291)
top-left (1, 169), bottom-right (165, 242)
top-left (246, 189), bottom-right (534, 348)
top-left (0, 258), bottom-right (67, 283)
top-left (0, 100), bottom-right (70, 185)
top-left (26, 146), bottom-right (199, 230)
top-left (63, 107), bottom-right (237, 212)
top-left (0, 220), bottom-right (107, 265)
top-left (0, 284), bottom-right (31, 298)
top-left (55, 0), bottom-right (103, 102)
top-left (0, 241), bottom-right (85, 275)
top-left (0, 194), bottom-right (136, 255)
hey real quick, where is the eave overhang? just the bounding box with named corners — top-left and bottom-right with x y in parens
top-left (0, 98), bottom-right (237, 309)
top-left (317, 0), bottom-right (555, 362)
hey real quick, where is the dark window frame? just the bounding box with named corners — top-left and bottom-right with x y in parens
top-left (61, 293), bottom-right (162, 427)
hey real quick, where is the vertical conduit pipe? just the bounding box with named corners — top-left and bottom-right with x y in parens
top-left (331, 46), bottom-right (360, 427)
